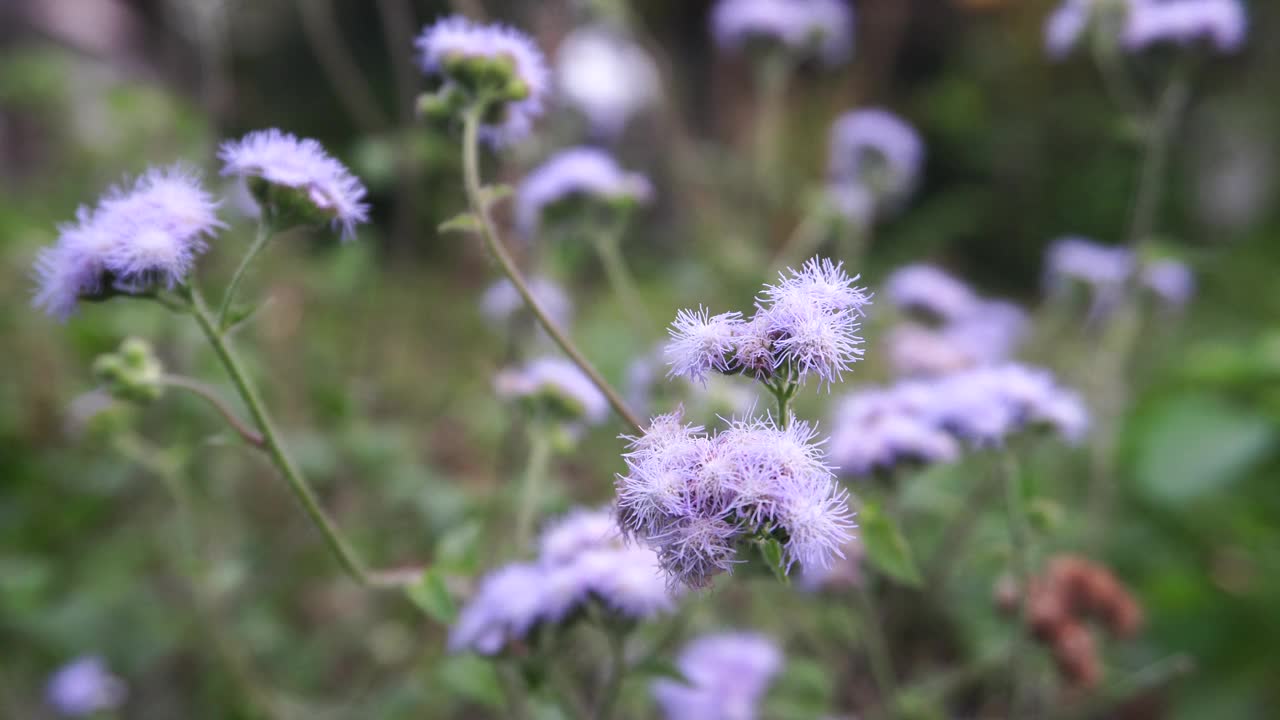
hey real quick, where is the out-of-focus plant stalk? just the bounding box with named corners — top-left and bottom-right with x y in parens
top-left (513, 424), bottom-right (552, 550)
top-left (461, 105), bottom-right (645, 433)
top-left (217, 220), bottom-right (272, 329)
top-left (753, 52), bottom-right (791, 204)
top-left (855, 581), bottom-right (897, 717)
top-left (592, 625), bottom-right (629, 720)
top-left (158, 374), bottom-right (264, 448)
top-left (185, 282), bottom-right (373, 586)
top-left (592, 216), bottom-right (653, 335)
top-left (1000, 451), bottom-right (1034, 717)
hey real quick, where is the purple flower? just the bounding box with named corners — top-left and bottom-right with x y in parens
top-left (1044, 236), bottom-right (1135, 301)
top-left (652, 632), bottom-right (783, 720)
top-left (888, 301), bottom-right (1028, 377)
top-left (415, 16), bottom-right (550, 146)
top-left (829, 389), bottom-right (961, 475)
top-left (1141, 258), bottom-right (1195, 306)
top-left (449, 507), bottom-right (679, 654)
top-left (1044, 0), bottom-right (1092, 59)
top-left (712, 0), bottom-right (855, 65)
top-left (515, 147), bottom-right (653, 236)
top-left (494, 357), bottom-right (609, 425)
top-left (33, 165), bottom-right (222, 319)
top-left (1124, 0), bottom-right (1246, 53)
top-left (828, 109), bottom-right (924, 213)
top-left (555, 27), bottom-right (660, 137)
top-left (923, 365), bottom-right (1090, 445)
top-left (218, 129), bottom-right (369, 239)
top-left (754, 258), bottom-right (870, 387)
top-left (885, 264), bottom-right (981, 324)
top-left (480, 276), bottom-right (573, 329)
top-left (665, 307), bottom-right (745, 384)
top-left (45, 656), bottom-right (126, 717)
top-left (616, 410), bottom-right (854, 587)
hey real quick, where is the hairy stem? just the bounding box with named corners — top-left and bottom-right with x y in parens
top-left (187, 283), bottom-right (371, 585)
top-left (460, 106), bottom-right (644, 433)
top-left (217, 220), bottom-right (272, 330)
top-left (159, 374), bottom-right (264, 447)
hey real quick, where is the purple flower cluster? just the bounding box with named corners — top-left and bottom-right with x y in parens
top-left (494, 357), bottom-right (609, 425)
top-left (885, 265), bottom-right (1029, 375)
top-left (415, 16), bottom-right (550, 145)
top-left (480, 276), bottom-right (573, 329)
top-left (615, 410), bottom-right (855, 588)
top-left (515, 147), bottom-right (653, 236)
top-left (711, 0), bottom-right (854, 66)
top-left (1124, 0), bottom-right (1246, 52)
top-left (830, 364), bottom-right (1089, 476)
top-left (449, 507), bottom-right (679, 654)
top-left (666, 257), bottom-right (870, 389)
top-left (45, 656), bottom-right (127, 717)
top-left (218, 129), bottom-right (370, 239)
top-left (555, 27), bottom-right (660, 138)
top-left (1045, 0), bottom-right (1245, 58)
top-left (33, 165), bottom-right (222, 319)
top-left (827, 108), bottom-right (924, 222)
top-left (652, 632), bottom-right (783, 720)
top-left (1045, 236), bottom-right (1194, 309)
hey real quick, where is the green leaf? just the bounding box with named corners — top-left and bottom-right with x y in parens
top-left (406, 568), bottom-right (456, 624)
top-left (436, 521), bottom-right (483, 574)
top-left (632, 657), bottom-right (690, 685)
top-left (1131, 394), bottom-right (1274, 505)
top-left (859, 502), bottom-right (923, 587)
top-left (758, 537), bottom-right (789, 584)
top-left (479, 183), bottom-right (513, 208)
top-left (437, 655), bottom-right (504, 710)
top-left (438, 212), bottom-right (481, 234)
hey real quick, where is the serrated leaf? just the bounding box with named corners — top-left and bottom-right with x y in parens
top-left (859, 502), bottom-right (922, 587)
top-left (439, 212), bottom-right (481, 234)
top-left (406, 568), bottom-right (456, 624)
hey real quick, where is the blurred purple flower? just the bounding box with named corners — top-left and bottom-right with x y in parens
top-left (1045, 236), bottom-right (1135, 302)
top-left (1141, 258), bottom-right (1195, 307)
top-left (219, 128), bottom-right (369, 239)
top-left (45, 656), bottom-right (126, 717)
top-left (711, 0), bottom-right (854, 65)
top-left (515, 147), bottom-right (652, 236)
top-left (616, 410), bottom-right (854, 587)
top-left (1124, 0), bottom-right (1246, 53)
top-left (1044, 0), bottom-right (1093, 59)
top-left (828, 108), bottom-right (924, 213)
top-left (494, 357), bottom-right (609, 425)
top-left (33, 164), bottom-right (221, 319)
top-left (449, 507), bottom-right (679, 654)
top-left (480, 276), bottom-right (573, 329)
top-left (829, 388), bottom-right (962, 476)
top-left (415, 16), bottom-right (550, 145)
top-left (885, 264), bottom-right (981, 324)
top-left (555, 27), bottom-right (660, 137)
top-left (652, 632), bottom-right (783, 720)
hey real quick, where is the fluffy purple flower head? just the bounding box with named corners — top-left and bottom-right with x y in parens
top-left (450, 507), bottom-right (679, 654)
top-left (665, 307), bottom-right (745, 384)
top-left (45, 656), bottom-right (126, 717)
top-left (885, 264), bottom-right (981, 324)
top-left (652, 632), bottom-right (783, 720)
top-left (829, 109), bottom-right (925, 211)
top-left (494, 357), bottom-right (609, 425)
top-left (555, 27), bottom-right (659, 137)
top-left (219, 129), bottom-right (369, 239)
top-left (415, 16), bottom-right (550, 146)
top-left (1124, 0), bottom-right (1246, 53)
top-left (515, 147), bottom-right (653, 236)
top-left (480, 276), bottom-right (573, 329)
top-left (33, 165), bottom-right (221, 319)
top-left (616, 410), bottom-right (854, 588)
top-left (1045, 236), bottom-right (1135, 299)
top-left (712, 0), bottom-right (854, 66)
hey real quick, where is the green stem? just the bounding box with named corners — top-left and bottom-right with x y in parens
top-left (753, 51), bottom-right (791, 204)
top-left (592, 223), bottom-right (652, 335)
top-left (1000, 451), bottom-right (1033, 717)
top-left (1127, 67), bottom-right (1190, 253)
top-left (496, 662), bottom-right (531, 720)
top-left (513, 425), bottom-right (553, 550)
top-left (460, 106), bottom-right (644, 434)
top-left (855, 582), bottom-right (897, 717)
top-left (159, 374), bottom-right (265, 448)
top-left (770, 378), bottom-right (797, 426)
top-left (592, 627), bottom-right (628, 720)
top-left (1053, 654), bottom-right (1193, 720)
top-left (186, 283), bottom-right (371, 585)
top-left (217, 221), bottom-right (272, 330)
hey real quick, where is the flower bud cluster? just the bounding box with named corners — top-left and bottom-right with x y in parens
top-left (615, 410), bottom-right (854, 588)
top-left (996, 554), bottom-right (1143, 690)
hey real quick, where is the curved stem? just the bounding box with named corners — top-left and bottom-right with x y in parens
top-left (513, 425), bottom-right (553, 550)
top-left (1127, 68), bottom-right (1190, 252)
top-left (217, 221), bottom-right (272, 330)
top-left (592, 223), bottom-right (652, 335)
top-left (460, 107), bottom-right (644, 433)
top-left (160, 374), bottom-right (264, 448)
top-left (187, 283), bottom-right (371, 585)
top-left (1000, 452), bottom-right (1033, 717)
